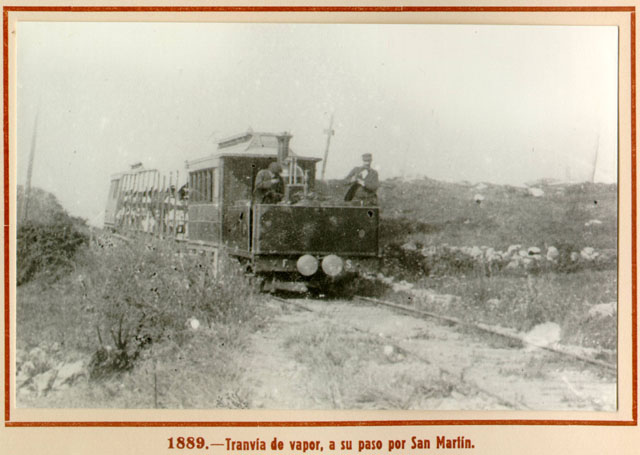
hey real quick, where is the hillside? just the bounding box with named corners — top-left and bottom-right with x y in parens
top-left (318, 177), bottom-right (617, 252)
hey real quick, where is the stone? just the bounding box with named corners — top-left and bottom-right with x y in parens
top-left (473, 194), bottom-right (485, 203)
top-left (523, 322), bottom-right (561, 348)
top-left (28, 347), bottom-right (47, 366)
top-left (401, 242), bottom-right (417, 251)
top-left (188, 317), bottom-right (201, 330)
top-left (525, 322), bottom-right (561, 345)
top-left (52, 360), bottom-right (85, 389)
top-left (507, 244), bottom-right (522, 256)
top-left (392, 280), bottom-right (414, 292)
top-left (506, 260), bottom-right (520, 269)
top-left (16, 370), bottom-right (31, 388)
top-left (33, 370), bottom-right (57, 396)
top-left (546, 246), bottom-right (559, 261)
top-left (588, 302), bottom-right (616, 317)
top-left (468, 246), bottom-right (483, 258)
top-left (528, 187), bottom-right (544, 197)
top-left (585, 219), bottom-right (603, 227)
top-left (581, 247), bottom-right (599, 261)
top-left (527, 247), bottom-right (541, 256)
top-left (16, 348), bottom-right (27, 365)
top-left (420, 246), bottom-right (437, 256)
top-left (570, 252), bottom-right (580, 262)
top-left (485, 248), bottom-right (502, 262)
top-left (19, 360), bottom-right (35, 377)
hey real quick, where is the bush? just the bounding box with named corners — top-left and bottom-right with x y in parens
top-left (382, 243), bottom-right (487, 281)
top-left (85, 238), bottom-right (258, 378)
top-left (17, 216), bottom-right (88, 285)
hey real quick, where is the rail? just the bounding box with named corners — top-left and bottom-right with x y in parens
top-left (355, 296), bottom-right (616, 372)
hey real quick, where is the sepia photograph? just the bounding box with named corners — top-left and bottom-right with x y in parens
top-left (12, 19), bottom-right (620, 414)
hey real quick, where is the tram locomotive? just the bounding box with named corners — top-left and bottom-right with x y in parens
top-left (104, 131), bottom-right (380, 290)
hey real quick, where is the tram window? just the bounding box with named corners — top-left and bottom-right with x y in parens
top-left (189, 168), bottom-right (216, 202)
top-left (213, 168), bottom-right (219, 199)
top-left (206, 171), bottom-right (211, 202)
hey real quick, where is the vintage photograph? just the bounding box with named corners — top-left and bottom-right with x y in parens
top-left (14, 21), bottom-right (618, 411)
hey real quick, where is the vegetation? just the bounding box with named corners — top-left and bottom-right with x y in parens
top-left (321, 177), bottom-right (618, 352)
top-left (377, 178), bottom-right (617, 250)
top-left (16, 187), bottom-right (262, 407)
top-left (16, 177), bottom-right (618, 407)
top-left (17, 187), bottom-right (89, 285)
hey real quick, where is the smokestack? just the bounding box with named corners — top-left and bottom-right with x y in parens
top-left (276, 132), bottom-right (292, 164)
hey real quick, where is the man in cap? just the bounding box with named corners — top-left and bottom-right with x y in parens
top-left (254, 162), bottom-right (285, 204)
top-left (344, 153), bottom-right (379, 205)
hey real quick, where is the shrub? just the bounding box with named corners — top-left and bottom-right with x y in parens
top-left (85, 238), bottom-right (258, 378)
top-left (17, 216), bottom-right (88, 285)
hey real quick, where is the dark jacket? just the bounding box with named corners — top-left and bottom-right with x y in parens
top-left (344, 166), bottom-right (379, 204)
top-left (254, 169), bottom-right (284, 203)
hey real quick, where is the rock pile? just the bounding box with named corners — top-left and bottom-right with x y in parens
top-left (398, 241), bottom-right (614, 274)
top-left (16, 343), bottom-right (87, 399)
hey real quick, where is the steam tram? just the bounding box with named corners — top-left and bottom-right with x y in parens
top-left (104, 131), bottom-right (380, 290)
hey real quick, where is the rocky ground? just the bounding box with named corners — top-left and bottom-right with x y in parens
top-left (241, 297), bottom-right (616, 411)
top-left (15, 344), bottom-right (87, 403)
top-left (16, 291), bottom-right (616, 410)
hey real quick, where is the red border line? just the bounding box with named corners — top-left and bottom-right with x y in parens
top-left (1, 6), bottom-right (637, 13)
top-left (3, 419), bottom-right (638, 427)
top-left (631, 10), bottom-right (638, 425)
top-left (3, 7), bottom-right (9, 425)
top-left (2, 5), bottom-right (638, 428)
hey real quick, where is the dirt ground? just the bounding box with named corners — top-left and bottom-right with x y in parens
top-left (242, 297), bottom-right (616, 411)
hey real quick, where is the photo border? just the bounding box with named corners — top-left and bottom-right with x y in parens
top-left (2, 3), bottom-right (637, 429)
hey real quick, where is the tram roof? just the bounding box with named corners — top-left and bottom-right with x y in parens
top-left (186, 130), bottom-right (321, 171)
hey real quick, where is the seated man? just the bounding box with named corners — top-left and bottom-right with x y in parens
top-left (254, 162), bottom-right (284, 204)
top-left (344, 153), bottom-right (379, 205)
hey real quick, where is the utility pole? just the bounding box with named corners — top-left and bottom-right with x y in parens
top-left (590, 133), bottom-right (600, 183)
top-left (21, 111), bottom-right (39, 222)
top-left (321, 114), bottom-right (335, 181)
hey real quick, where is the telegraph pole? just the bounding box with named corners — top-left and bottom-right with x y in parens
top-left (21, 111), bottom-right (39, 222)
top-left (590, 133), bottom-right (600, 183)
top-left (321, 114), bottom-right (335, 181)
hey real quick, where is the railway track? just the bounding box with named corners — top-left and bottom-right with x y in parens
top-left (270, 295), bottom-right (528, 409)
top-left (269, 293), bottom-right (615, 410)
top-left (354, 295), bottom-right (616, 372)
top-left (274, 293), bottom-right (615, 373)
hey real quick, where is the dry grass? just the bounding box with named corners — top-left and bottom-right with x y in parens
top-left (16, 235), bottom-right (264, 408)
top-left (283, 323), bottom-right (451, 409)
top-left (383, 269), bottom-right (617, 352)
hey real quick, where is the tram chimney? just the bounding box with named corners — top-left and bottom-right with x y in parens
top-left (276, 132), bottom-right (292, 164)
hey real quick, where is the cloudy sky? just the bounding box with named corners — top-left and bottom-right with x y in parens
top-left (16, 22), bottom-right (618, 223)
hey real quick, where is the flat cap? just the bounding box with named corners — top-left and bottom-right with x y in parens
top-left (268, 162), bottom-right (283, 173)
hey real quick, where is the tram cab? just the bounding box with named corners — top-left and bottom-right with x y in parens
top-left (186, 130), bottom-right (379, 281)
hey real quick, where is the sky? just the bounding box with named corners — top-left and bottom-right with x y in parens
top-left (16, 22), bottom-right (618, 224)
